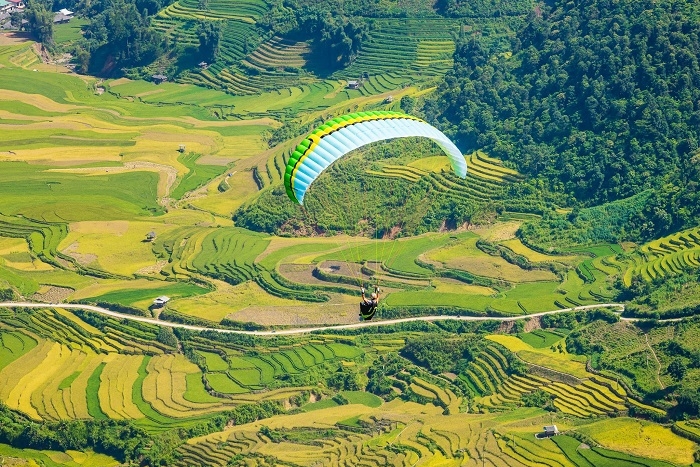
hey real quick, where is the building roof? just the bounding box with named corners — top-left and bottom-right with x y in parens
top-left (543, 425), bottom-right (558, 432)
top-left (7, 0), bottom-right (23, 5)
top-left (152, 74), bottom-right (167, 80)
top-left (53, 12), bottom-right (71, 22)
top-left (153, 296), bottom-right (170, 303)
top-left (348, 80), bottom-right (358, 85)
top-left (58, 8), bottom-right (73, 14)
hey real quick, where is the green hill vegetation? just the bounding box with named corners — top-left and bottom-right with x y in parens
top-left (429, 0), bottom-right (700, 238)
top-left (2, 0), bottom-right (700, 461)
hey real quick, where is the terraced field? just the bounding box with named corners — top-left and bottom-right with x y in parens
top-left (341, 18), bottom-right (460, 79)
top-left (366, 151), bottom-right (533, 212)
top-left (175, 402), bottom-right (684, 467)
top-left (154, 226), bottom-right (330, 302)
top-left (145, 14), bottom-right (516, 100)
top-left (199, 342), bottom-right (362, 393)
top-left (616, 226), bottom-right (700, 285)
top-left (4, 20), bottom-right (699, 467)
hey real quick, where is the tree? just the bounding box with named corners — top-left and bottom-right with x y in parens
top-left (197, 21), bottom-right (221, 62)
top-left (75, 47), bottom-right (91, 74)
top-left (0, 288), bottom-right (15, 301)
top-left (400, 96), bottom-right (415, 114)
top-left (9, 10), bottom-right (24, 29)
top-left (25, 0), bottom-right (53, 45)
top-left (83, 0), bottom-right (165, 72)
top-left (156, 326), bottom-right (178, 348)
top-left (668, 358), bottom-right (687, 382)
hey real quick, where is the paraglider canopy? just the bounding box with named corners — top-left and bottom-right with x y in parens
top-left (284, 111), bottom-right (467, 205)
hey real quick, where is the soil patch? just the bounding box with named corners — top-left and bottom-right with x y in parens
top-left (523, 315), bottom-right (542, 332)
top-left (30, 286), bottom-right (74, 303)
top-left (61, 242), bottom-right (98, 267)
top-left (0, 32), bottom-right (32, 46)
top-left (227, 303), bottom-right (358, 326)
top-left (135, 260), bottom-right (168, 275)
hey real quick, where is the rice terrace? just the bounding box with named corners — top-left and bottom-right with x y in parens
top-left (2, 0), bottom-right (700, 463)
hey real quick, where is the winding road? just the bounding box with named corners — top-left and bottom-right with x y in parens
top-left (0, 302), bottom-right (629, 336)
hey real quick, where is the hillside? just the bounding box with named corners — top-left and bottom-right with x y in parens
top-left (2, 0), bottom-right (700, 462)
top-left (429, 0), bottom-right (700, 232)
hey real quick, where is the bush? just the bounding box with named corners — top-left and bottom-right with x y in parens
top-left (0, 288), bottom-right (16, 301)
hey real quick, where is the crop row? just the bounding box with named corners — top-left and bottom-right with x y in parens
top-left (364, 152), bottom-right (524, 209)
top-left (157, 227), bottom-right (331, 301)
top-left (202, 342), bottom-right (361, 393)
top-left (158, 1), bottom-right (263, 22)
top-left (463, 344), bottom-right (627, 418)
top-left (179, 0), bottom-right (269, 18)
top-left (245, 36), bottom-right (309, 69)
top-left (606, 226), bottom-right (700, 286)
top-left (175, 423), bottom-right (404, 467)
top-left (0, 308), bottom-right (173, 356)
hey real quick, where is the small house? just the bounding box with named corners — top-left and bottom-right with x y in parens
top-left (198, 61), bottom-right (209, 69)
top-left (384, 95), bottom-right (394, 103)
top-left (0, 0), bottom-right (12, 13)
top-left (542, 425), bottom-right (559, 437)
top-left (152, 74), bottom-right (168, 84)
top-left (152, 296), bottom-right (170, 308)
top-left (145, 231), bottom-right (156, 242)
top-left (347, 80), bottom-right (360, 90)
top-left (53, 12), bottom-right (72, 23)
top-left (6, 0), bottom-right (24, 11)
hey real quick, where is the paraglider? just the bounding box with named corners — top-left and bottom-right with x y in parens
top-left (283, 110), bottom-right (467, 321)
top-left (284, 110), bottom-right (467, 205)
top-left (359, 285), bottom-right (380, 320)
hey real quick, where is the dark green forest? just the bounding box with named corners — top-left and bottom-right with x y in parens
top-left (427, 0), bottom-right (700, 243)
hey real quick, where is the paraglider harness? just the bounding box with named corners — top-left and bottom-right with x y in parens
top-left (359, 285), bottom-right (380, 320)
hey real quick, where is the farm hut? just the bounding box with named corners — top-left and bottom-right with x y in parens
top-left (6, 0), bottom-right (24, 11)
top-left (152, 74), bottom-right (168, 84)
top-left (145, 231), bottom-right (156, 242)
top-left (347, 80), bottom-right (360, 89)
top-left (53, 12), bottom-right (71, 22)
top-left (198, 61), bottom-right (209, 69)
top-left (384, 95), bottom-right (394, 103)
top-left (542, 425), bottom-right (559, 437)
top-left (152, 296), bottom-right (170, 308)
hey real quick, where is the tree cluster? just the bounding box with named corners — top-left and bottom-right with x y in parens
top-left (428, 0), bottom-right (700, 241)
top-left (234, 154), bottom-right (492, 237)
top-left (0, 400), bottom-right (284, 465)
top-left (81, 0), bottom-right (166, 73)
top-left (436, 0), bottom-right (532, 18)
top-left (0, 406), bottom-right (150, 463)
top-left (400, 335), bottom-right (477, 373)
top-left (24, 0), bottom-right (53, 45)
top-left (259, 1), bottom-right (368, 68)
